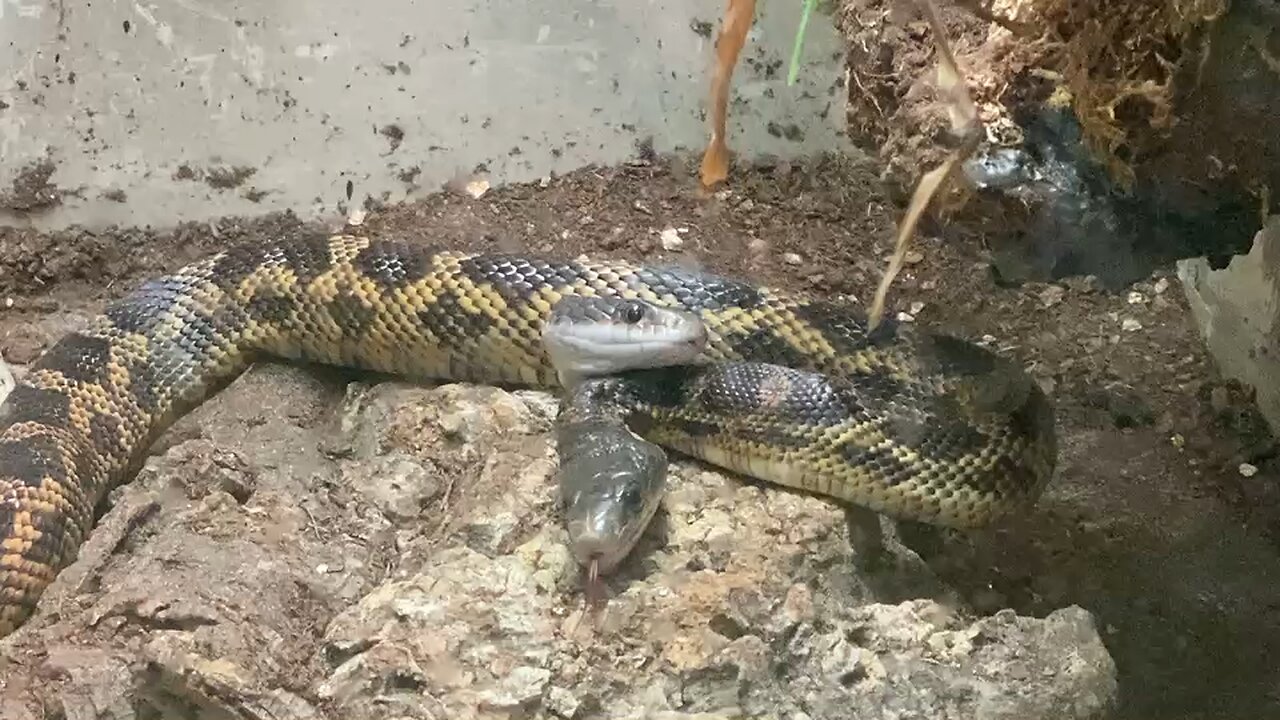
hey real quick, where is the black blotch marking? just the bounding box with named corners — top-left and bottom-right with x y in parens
top-left (32, 334), bottom-right (112, 386)
top-left (838, 441), bottom-right (915, 487)
top-left (814, 371), bottom-right (875, 422)
top-left (352, 240), bottom-right (435, 289)
top-left (26, 517), bottom-right (74, 568)
top-left (116, 348), bottom-right (168, 415)
top-left (326, 292), bottom-right (377, 337)
top-left (0, 386), bottom-right (72, 430)
top-left (274, 231), bottom-right (337, 284)
top-left (731, 422), bottom-right (809, 450)
top-left (920, 332), bottom-right (1048, 434)
top-left (456, 254), bottom-right (586, 305)
top-left (105, 276), bottom-right (192, 336)
top-left (246, 289), bottom-right (296, 326)
top-left (720, 327), bottom-right (815, 369)
top-left (790, 373), bottom-right (871, 427)
top-left (0, 433), bottom-right (69, 487)
top-left (88, 411), bottom-right (124, 456)
top-left (29, 500), bottom-right (75, 537)
top-left (889, 403), bottom-right (986, 464)
top-left (211, 230), bottom-right (334, 291)
top-left (1010, 382), bottom-right (1057, 452)
top-left (690, 364), bottom-right (793, 414)
top-left (623, 411), bottom-right (656, 437)
top-left (839, 369), bottom-right (919, 413)
top-left (613, 367), bottom-right (701, 407)
top-left (631, 265), bottom-right (766, 312)
top-left (173, 302), bottom-right (236, 363)
top-left (674, 417), bottom-right (719, 439)
top-left (791, 300), bottom-right (899, 353)
top-left (415, 289), bottom-right (496, 348)
top-left (919, 332), bottom-right (998, 376)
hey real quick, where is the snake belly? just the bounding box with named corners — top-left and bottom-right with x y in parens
top-left (0, 232), bottom-right (1056, 637)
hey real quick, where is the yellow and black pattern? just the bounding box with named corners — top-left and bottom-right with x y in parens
top-left (577, 352), bottom-right (1054, 532)
top-left (0, 232), bottom-right (1056, 637)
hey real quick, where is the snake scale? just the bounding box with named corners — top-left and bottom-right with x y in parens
top-left (0, 231), bottom-right (1056, 637)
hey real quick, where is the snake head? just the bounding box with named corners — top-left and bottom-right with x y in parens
top-left (556, 413), bottom-right (668, 578)
top-left (542, 295), bottom-right (708, 385)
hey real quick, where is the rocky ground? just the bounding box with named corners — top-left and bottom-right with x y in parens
top-left (0, 152), bottom-right (1277, 719)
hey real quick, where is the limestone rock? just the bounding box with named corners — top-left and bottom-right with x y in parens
top-left (1179, 220), bottom-right (1280, 434)
top-left (0, 368), bottom-right (1117, 719)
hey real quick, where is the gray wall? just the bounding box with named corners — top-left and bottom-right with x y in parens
top-left (1, 0), bottom-right (850, 231)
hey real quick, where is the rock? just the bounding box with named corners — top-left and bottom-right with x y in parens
top-left (345, 451), bottom-right (441, 520)
top-left (1061, 276), bottom-right (1102, 294)
top-left (27, 647), bottom-right (134, 720)
top-left (160, 439), bottom-right (258, 503)
top-left (546, 686), bottom-right (581, 718)
top-left (0, 353), bottom-right (11, 404)
top-left (314, 400), bottom-right (1117, 720)
top-left (763, 602), bottom-right (1116, 720)
top-left (660, 227), bottom-right (684, 250)
top-left (464, 178), bottom-right (490, 199)
top-left (319, 544), bottom-right (568, 718)
top-left (0, 368), bottom-right (1118, 720)
top-left (1039, 285), bottom-right (1065, 308)
top-left (141, 635), bottom-right (325, 719)
top-left (478, 665), bottom-right (552, 709)
top-left (1084, 386), bottom-right (1156, 429)
top-left (1180, 221), bottom-right (1280, 434)
top-left (1, 308), bottom-right (92, 364)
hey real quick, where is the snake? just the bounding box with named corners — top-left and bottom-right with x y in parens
top-left (0, 231), bottom-right (1057, 638)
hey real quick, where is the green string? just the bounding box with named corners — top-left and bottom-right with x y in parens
top-left (787, 0), bottom-right (818, 86)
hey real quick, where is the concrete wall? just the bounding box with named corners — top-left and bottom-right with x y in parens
top-left (0, 0), bottom-right (851, 231)
top-left (1179, 219), bottom-right (1280, 430)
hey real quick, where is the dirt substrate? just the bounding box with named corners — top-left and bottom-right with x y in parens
top-left (1, 153), bottom-right (1278, 718)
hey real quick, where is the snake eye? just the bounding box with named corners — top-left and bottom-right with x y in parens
top-left (624, 302), bottom-right (645, 324)
top-left (620, 485), bottom-right (643, 509)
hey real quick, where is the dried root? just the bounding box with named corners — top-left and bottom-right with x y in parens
top-left (866, 0), bottom-right (983, 330)
top-left (699, 0), bottom-right (757, 190)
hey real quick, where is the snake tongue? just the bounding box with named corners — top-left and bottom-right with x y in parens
top-left (584, 556), bottom-right (609, 609)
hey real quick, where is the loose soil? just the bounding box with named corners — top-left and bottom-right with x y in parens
top-left (1, 152), bottom-right (1277, 719)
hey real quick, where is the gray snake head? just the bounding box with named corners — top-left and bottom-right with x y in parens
top-left (543, 296), bottom-right (708, 591)
top-left (555, 414), bottom-right (669, 580)
top-left (541, 295), bottom-right (708, 386)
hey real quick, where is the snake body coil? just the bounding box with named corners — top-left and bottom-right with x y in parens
top-left (0, 232), bottom-right (1055, 637)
